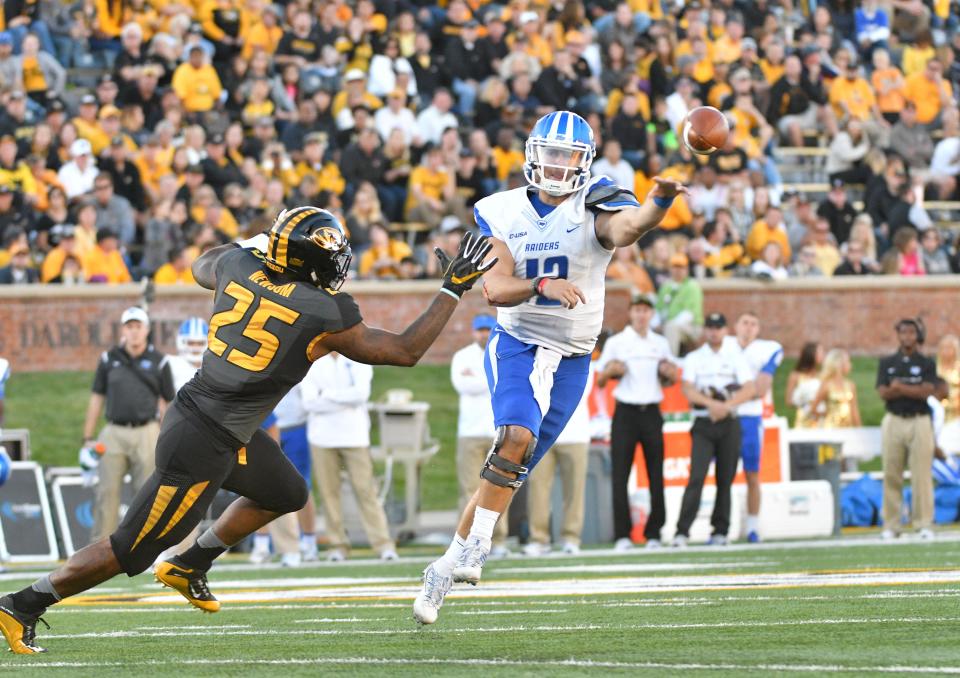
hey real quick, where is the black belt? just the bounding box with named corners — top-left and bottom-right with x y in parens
top-left (616, 401), bottom-right (661, 412)
top-left (110, 419), bottom-right (154, 428)
top-left (888, 411), bottom-right (930, 419)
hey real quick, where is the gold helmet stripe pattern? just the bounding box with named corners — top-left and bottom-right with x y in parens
top-left (269, 207), bottom-right (321, 268)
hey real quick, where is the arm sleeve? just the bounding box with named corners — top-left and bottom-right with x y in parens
top-left (332, 292), bottom-right (363, 332)
top-left (876, 357), bottom-right (891, 388)
top-left (760, 345), bottom-right (784, 376)
top-left (159, 358), bottom-right (176, 401)
top-left (92, 353), bottom-right (109, 395)
top-left (474, 206), bottom-right (493, 237)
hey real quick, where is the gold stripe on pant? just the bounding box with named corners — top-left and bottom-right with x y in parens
top-left (881, 413), bottom-right (935, 532)
top-left (527, 442), bottom-right (589, 546)
top-left (93, 421), bottom-right (159, 541)
top-left (456, 436), bottom-right (508, 545)
top-left (310, 445), bottom-right (394, 553)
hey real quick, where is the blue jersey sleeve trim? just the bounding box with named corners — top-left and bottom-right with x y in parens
top-left (760, 349), bottom-right (784, 375)
top-left (474, 207), bottom-right (493, 237)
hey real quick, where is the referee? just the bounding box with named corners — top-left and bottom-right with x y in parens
top-left (672, 313), bottom-right (755, 547)
top-left (876, 318), bottom-right (937, 540)
top-left (597, 293), bottom-right (678, 550)
top-left (82, 307), bottom-right (175, 541)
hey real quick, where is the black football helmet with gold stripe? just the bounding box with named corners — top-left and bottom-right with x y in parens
top-left (264, 206), bottom-right (352, 289)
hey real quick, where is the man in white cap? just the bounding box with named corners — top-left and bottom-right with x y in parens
top-left (81, 306), bottom-right (175, 540)
top-left (57, 139), bottom-right (98, 199)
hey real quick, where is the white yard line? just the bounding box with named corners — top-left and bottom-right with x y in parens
top-left (37, 616), bottom-right (960, 641)
top-left (10, 656), bottom-right (960, 674)
top-left (495, 561), bottom-right (770, 575)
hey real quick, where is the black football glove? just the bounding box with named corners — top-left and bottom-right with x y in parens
top-left (435, 231), bottom-right (497, 298)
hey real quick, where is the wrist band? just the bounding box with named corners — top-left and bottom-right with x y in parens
top-left (653, 195), bottom-right (674, 209)
top-left (537, 277), bottom-right (551, 294)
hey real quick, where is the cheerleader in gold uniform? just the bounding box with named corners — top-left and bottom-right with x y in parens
top-left (786, 342), bottom-right (824, 428)
top-left (810, 349), bottom-right (862, 428)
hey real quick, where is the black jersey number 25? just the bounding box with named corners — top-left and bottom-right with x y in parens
top-left (208, 281), bottom-right (301, 372)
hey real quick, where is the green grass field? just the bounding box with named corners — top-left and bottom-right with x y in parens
top-left (1, 536), bottom-right (959, 676)
top-left (4, 358), bottom-right (885, 510)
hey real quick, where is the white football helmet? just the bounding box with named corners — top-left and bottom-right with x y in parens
top-left (177, 317), bottom-right (209, 368)
top-left (523, 111), bottom-right (596, 196)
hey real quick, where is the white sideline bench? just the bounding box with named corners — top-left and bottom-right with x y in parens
top-left (785, 427), bottom-right (882, 462)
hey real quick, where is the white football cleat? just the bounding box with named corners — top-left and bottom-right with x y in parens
top-left (412, 562), bottom-right (453, 625)
top-left (918, 528), bottom-right (935, 541)
top-left (280, 552), bottom-right (301, 568)
top-left (380, 548), bottom-right (399, 561)
top-left (326, 549), bottom-right (346, 562)
top-left (613, 537), bottom-right (634, 552)
top-left (248, 545), bottom-right (271, 565)
top-left (489, 544), bottom-right (511, 559)
top-left (522, 542), bottom-right (551, 557)
top-left (671, 534), bottom-right (688, 548)
top-left (561, 541), bottom-right (581, 555)
top-left (452, 536), bottom-right (490, 585)
top-left (880, 529), bottom-right (897, 541)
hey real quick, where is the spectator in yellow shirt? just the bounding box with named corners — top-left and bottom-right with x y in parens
top-left (153, 247), bottom-right (196, 285)
top-left (294, 132), bottom-right (346, 196)
top-left (829, 59), bottom-right (879, 122)
top-left (0, 134), bottom-right (37, 201)
top-left (404, 144), bottom-right (455, 228)
top-left (712, 14), bottom-right (744, 64)
top-left (514, 11), bottom-right (552, 67)
top-left (903, 58), bottom-right (953, 126)
top-left (241, 3), bottom-right (282, 59)
top-left (358, 222), bottom-right (413, 279)
top-left (72, 94), bottom-right (111, 156)
top-left (746, 206), bottom-right (792, 262)
top-left (83, 228), bottom-right (132, 284)
top-left (902, 30), bottom-right (935, 78)
top-left (871, 48), bottom-right (906, 123)
top-left (172, 46), bottom-right (223, 113)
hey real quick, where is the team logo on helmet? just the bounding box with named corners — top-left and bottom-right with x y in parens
top-left (264, 206), bottom-right (352, 289)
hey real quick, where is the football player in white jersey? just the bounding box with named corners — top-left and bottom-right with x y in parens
top-left (723, 312), bottom-right (783, 543)
top-left (167, 317), bottom-right (208, 391)
top-left (413, 110), bottom-right (685, 624)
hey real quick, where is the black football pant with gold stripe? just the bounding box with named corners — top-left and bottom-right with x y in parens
top-left (109, 403), bottom-right (309, 575)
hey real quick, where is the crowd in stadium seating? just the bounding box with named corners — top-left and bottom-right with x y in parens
top-left (0, 0), bottom-right (960, 287)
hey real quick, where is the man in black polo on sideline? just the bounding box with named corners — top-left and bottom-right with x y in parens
top-left (82, 306), bottom-right (175, 541)
top-left (876, 318), bottom-right (937, 541)
top-left (596, 293), bottom-right (678, 551)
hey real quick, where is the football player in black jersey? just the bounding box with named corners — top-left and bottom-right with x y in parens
top-left (0, 206), bottom-right (495, 654)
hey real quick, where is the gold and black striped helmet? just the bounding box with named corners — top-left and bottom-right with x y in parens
top-left (264, 206), bottom-right (352, 289)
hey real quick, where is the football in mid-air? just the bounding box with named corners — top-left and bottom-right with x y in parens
top-left (682, 106), bottom-right (730, 155)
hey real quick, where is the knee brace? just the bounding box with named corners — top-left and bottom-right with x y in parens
top-left (480, 426), bottom-right (537, 489)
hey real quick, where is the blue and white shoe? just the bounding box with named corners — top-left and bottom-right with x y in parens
top-left (452, 536), bottom-right (490, 585)
top-left (412, 562), bottom-right (452, 625)
top-left (707, 534), bottom-right (729, 546)
top-left (747, 531), bottom-right (760, 544)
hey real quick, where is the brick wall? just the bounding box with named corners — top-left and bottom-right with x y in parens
top-left (0, 277), bottom-right (957, 372)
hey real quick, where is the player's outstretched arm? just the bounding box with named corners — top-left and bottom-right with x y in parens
top-left (316, 233), bottom-right (496, 366)
top-left (192, 243), bottom-right (241, 290)
top-left (595, 177), bottom-right (688, 249)
top-left (482, 237), bottom-right (586, 309)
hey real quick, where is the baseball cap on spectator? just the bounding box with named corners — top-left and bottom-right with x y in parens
top-left (705, 312), bottom-right (727, 328)
top-left (70, 139), bottom-right (92, 157)
top-left (520, 11), bottom-right (538, 24)
top-left (439, 215), bottom-right (466, 234)
top-left (98, 105), bottom-right (121, 119)
top-left (186, 163), bottom-right (204, 174)
top-left (472, 314), bottom-right (496, 331)
top-left (121, 306), bottom-right (150, 326)
top-left (741, 37), bottom-right (758, 52)
top-left (304, 131), bottom-right (327, 145)
top-left (344, 69), bottom-right (366, 82)
top-left (0, 32), bottom-right (11, 46)
top-left (463, 19), bottom-right (480, 29)
top-left (631, 292), bottom-right (656, 308)
top-left (8, 90), bottom-right (24, 101)
top-left (96, 227), bottom-right (118, 243)
top-left (732, 67), bottom-right (751, 82)
top-left (669, 253), bottom-right (689, 268)
top-left (188, 22), bottom-right (202, 34)
top-left (831, 178), bottom-right (845, 190)
top-left (98, 73), bottom-right (116, 86)
top-left (47, 98), bottom-right (65, 113)
top-left (80, 93), bottom-right (97, 106)
top-left (110, 135), bottom-right (124, 147)
top-left (207, 133), bottom-right (225, 145)
top-left (459, 147), bottom-right (473, 157)
top-left (49, 224), bottom-right (75, 245)
top-left (255, 116), bottom-right (274, 128)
